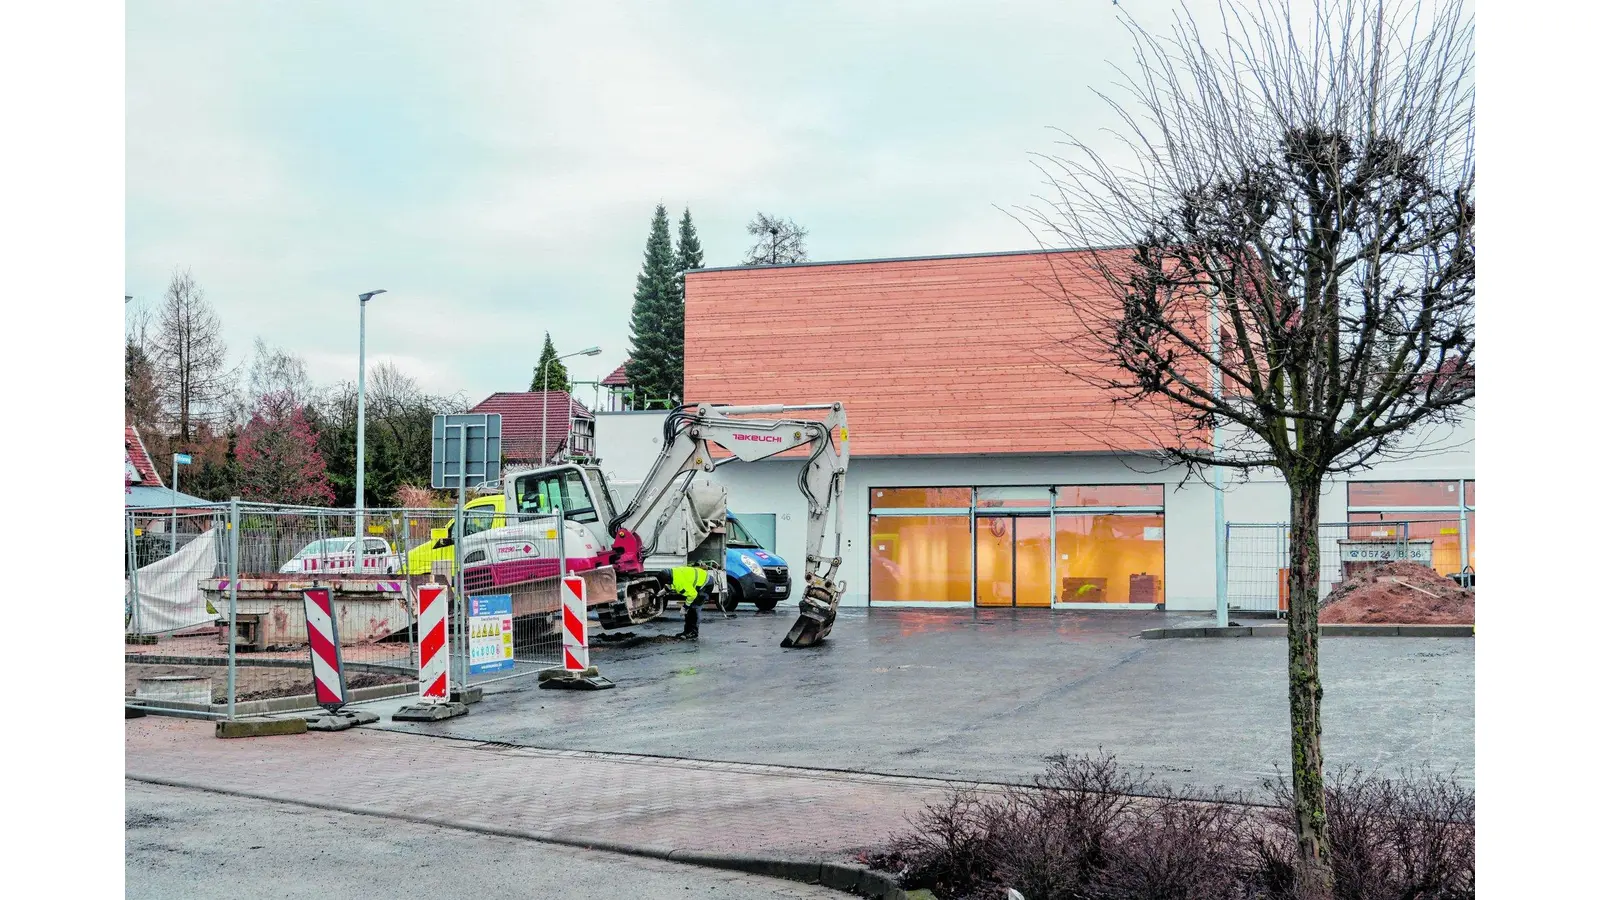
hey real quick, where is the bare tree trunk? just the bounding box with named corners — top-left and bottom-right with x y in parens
top-left (1286, 471), bottom-right (1333, 896)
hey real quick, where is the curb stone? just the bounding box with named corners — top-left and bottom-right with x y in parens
top-left (215, 718), bottom-right (308, 739)
top-left (1141, 624), bottom-right (1473, 640)
top-left (126, 774), bottom-right (906, 898)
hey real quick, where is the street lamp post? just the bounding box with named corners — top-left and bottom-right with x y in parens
top-left (539, 346), bottom-right (602, 466)
top-left (356, 290), bottom-right (387, 542)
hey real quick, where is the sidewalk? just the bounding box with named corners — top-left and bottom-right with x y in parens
top-left (127, 717), bottom-right (976, 887)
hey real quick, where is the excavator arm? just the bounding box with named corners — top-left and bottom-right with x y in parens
top-left (607, 403), bottom-right (849, 648)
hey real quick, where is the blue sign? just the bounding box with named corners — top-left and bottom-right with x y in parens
top-left (468, 594), bottom-right (514, 674)
top-left (173, 453), bottom-right (193, 465)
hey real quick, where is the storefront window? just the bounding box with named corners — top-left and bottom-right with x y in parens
top-left (868, 515), bottom-right (973, 603)
top-left (1053, 513), bottom-right (1166, 604)
top-left (1054, 485), bottom-right (1164, 508)
top-left (1348, 480), bottom-right (1464, 508)
top-left (976, 486), bottom-right (1051, 509)
top-left (869, 487), bottom-right (972, 509)
top-left (1348, 480), bottom-right (1474, 575)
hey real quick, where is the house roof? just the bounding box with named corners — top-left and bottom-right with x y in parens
top-left (469, 391), bottom-right (594, 462)
top-left (685, 247), bottom-right (1187, 457)
top-left (127, 485), bottom-right (214, 509)
top-left (601, 361), bottom-right (631, 387)
top-left (125, 426), bottom-right (163, 487)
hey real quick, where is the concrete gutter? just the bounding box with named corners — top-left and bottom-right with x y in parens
top-left (1142, 624), bottom-right (1473, 639)
top-left (126, 775), bottom-right (909, 899)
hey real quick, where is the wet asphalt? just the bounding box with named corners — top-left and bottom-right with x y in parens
top-left (376, 607), bottom-right (1474, 796)
top-left (126, 781), bottom-right (842, 900)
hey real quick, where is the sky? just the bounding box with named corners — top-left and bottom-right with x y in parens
top-left (127, 0), bottom-right (1211, 404)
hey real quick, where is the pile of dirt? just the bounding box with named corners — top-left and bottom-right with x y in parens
top-left (1319, 561), bottom-right (1474, 625)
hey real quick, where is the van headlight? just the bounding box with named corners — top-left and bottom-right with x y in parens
top-left (739, 553), bottom-right (765, 577)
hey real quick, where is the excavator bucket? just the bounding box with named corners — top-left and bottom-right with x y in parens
top-left (780, 588), bottom-right (839, 648)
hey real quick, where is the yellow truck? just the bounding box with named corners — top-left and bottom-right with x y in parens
top-left (400, 494), bottom-right (510, 576)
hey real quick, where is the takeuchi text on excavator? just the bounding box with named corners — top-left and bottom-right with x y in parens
top-left (454, 402), bottom-right (849, 648)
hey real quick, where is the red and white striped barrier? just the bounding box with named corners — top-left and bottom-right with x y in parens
top-left (416, 584), bottom-right (449, 700)
top-left (561, 575), bottom-right (588, 672)
top-left (302, 588), bottom-right (346, 712)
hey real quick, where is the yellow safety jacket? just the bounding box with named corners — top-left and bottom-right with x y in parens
top-left (670, 566), bottom-right (710, 605)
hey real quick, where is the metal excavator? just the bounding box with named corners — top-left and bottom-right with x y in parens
top-left (456, 402), bottom-right (849, 648)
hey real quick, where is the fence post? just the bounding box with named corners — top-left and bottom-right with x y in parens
top-left (400, 511), bottom-right (413, 668)
top-left (556, 504), bottom-right (567, 577)
top-left (1399, 521), bottom-right (1410, 563)
top-left (126, 511), bottom-right (141, 637)
top-left (226, 497), bottom-right (240, 721)
top-left (454, 480), bottom-right (467, 690)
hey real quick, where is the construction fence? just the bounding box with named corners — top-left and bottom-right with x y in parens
top-left (125, 500), bottom-right (603, 718)
top-left (1225, 519), bottom-right (1474, 614)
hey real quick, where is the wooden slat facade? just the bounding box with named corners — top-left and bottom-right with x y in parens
top-left (685, 250), bottom-right (1191, 457)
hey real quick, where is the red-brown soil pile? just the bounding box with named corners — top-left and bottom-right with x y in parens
top-left (1319, 561), bottom-right (1474, 625)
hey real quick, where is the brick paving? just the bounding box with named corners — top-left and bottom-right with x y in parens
top-left (125, 717), bottom-right (984, 863)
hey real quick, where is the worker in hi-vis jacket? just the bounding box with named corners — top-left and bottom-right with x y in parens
top-left (668, 563), bottom-right (715, 639)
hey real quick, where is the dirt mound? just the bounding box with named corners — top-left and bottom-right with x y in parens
top-left (1320, 561), bottom-right (1473, 625)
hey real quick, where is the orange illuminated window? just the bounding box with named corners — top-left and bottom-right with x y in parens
top-left (1053, 514), bottom-right (1166, 604)
top-left (870, 487), bottom-right (972, 509)
top-left (1348, 481), bottom-right (1464, 508)
top-left (1054, 485), bottom-right (1164, 508)
top-left (869, 516), bottom-right (973, 603)
top-left (976, 487), bottom-right (1051, 509)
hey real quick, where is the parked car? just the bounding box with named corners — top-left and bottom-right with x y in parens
top-left (721, 514), bottom-right (791, 612)
top-left (280, 537), bottom-right (398, 575)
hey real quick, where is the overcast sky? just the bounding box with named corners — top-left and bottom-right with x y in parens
top-left (127, 1), bottom-right (1207, 404)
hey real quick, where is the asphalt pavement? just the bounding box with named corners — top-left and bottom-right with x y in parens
top-left (372, 606), bottom-right (1474, 794)
top-left (126, 780), bottom-right (849, 900)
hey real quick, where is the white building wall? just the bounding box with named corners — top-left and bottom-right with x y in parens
top-left (1214, 404), bottom-right (1475, 524)
top-left (594, 407), bottom-right (1474, 612)
top-left (593, 411), bottom-right (671, 484)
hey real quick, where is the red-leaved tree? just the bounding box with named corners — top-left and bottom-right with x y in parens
top-left (235, 391), bottom-right (336, 506)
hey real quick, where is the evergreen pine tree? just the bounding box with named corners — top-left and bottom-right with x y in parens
top-left (529, 332), bottom-right (573, 393)
top-left (665, 208), bottom-right (704, 402)
top-left (625, 204), bottom-right (679, 406)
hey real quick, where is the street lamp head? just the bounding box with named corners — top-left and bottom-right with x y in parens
top-left (578, 346), bottom-right (602, 357)
top-left (359, 289), bottom-right (388, 303)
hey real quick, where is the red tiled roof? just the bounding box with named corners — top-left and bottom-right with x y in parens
top-left (469, 391), bottom-right (594, 463)
top-left (601, 361), bottom-right (631, 387)
top-left (125, 426), bottom-right (163, 487)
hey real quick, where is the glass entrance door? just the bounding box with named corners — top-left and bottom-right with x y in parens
top-left (976, 515), bottom-right (1051, 607)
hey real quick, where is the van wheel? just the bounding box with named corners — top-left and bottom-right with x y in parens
top-left (754, 598), bottom-right (780, 612)
top-left (722, 582), bottom-right (742, 612)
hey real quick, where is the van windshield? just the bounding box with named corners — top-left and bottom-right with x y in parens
top-left (726, 518), bottom-right (762, 549)
top-left (298, 539), bottom-right (355, 556)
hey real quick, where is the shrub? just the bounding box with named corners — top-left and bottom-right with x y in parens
top-left (867, 753), bottom-right (1473, 900)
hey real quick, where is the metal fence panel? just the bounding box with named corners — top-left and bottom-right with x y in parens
top-left (1225, 521), bottom-right (1429, 614)
top-left (126, 504), bottom-right (428, 718)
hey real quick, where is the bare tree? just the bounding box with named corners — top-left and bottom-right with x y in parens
top-left (1024, 1), bottom-right (1473, 893)
top-left (742, 212), bottom-right (809, 265)
top-left (152, 269), bottom-right (234, 442)
top-left (125, 295), bottom-right (155, 355)
top-left (237, 338), bottom-right (314, 421)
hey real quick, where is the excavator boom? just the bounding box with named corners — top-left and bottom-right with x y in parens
top-left (609, 403), bottom-right (849, 648)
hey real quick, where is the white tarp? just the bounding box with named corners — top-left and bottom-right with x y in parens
top-left (126, 528), bottom-right (220, 635)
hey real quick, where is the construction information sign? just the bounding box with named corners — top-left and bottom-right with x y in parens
top-left (468, 594), bottom-right (514, 674)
